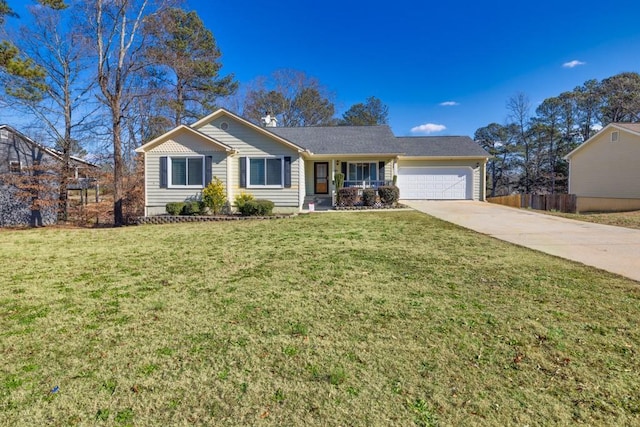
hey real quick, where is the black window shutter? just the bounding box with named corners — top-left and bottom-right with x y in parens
top-left (378, 161), bottom-right (385, 182)
top-left (239, 157), bottom-right (246, 188)
top-left (341, 162), bottom-right (347, 177)
top-left (284, 156), bottom-right (291, 188)
top-left (160, 156), bottom-right (168, 188)
top-left (205, 156), bottom-right (212, 185)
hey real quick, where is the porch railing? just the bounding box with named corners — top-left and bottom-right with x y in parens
top-left (343, 180), bottom-right (393, 189)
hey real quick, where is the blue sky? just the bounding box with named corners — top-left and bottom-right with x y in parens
top-left (7, 0), bottom-right (640, 138)
top-left (185, 0), bottom-right (640, 137)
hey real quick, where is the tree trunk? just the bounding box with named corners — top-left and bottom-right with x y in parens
top-left (57, 103), bottom-right (73, 222)
top-left (112, 105), bottom-right (124, 226)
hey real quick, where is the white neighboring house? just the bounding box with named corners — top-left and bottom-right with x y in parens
top-left (565, 123), bottom-right (640, 212)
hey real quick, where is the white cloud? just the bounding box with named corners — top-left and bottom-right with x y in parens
top-left (439, 101), bottom-right (459, 106)
top-left (411, 123), bottom-right (446, 134)
top-left (563, 60), bottom-right (586, 68)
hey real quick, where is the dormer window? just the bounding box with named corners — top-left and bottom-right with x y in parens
top-left (610, 131), bottom-right (619, 142)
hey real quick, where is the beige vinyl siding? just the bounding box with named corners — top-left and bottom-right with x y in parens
top-left (145, 132), bottom-right (228, 215)
top-left (397, 159), bottom-right (484, 201)
top-left (305, 162), bottom-right (315, 195)
top-left (198, 117), bottom-right (301, 208)
top-left (569, 129), bottom-right (640, 199)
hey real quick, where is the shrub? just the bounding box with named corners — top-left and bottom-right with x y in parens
top-left (182, 201), bottom-right (204, 215)
top-left (202, 177), bottom-right (226, 214)
top-left (378, 185), bottom-right (400, 205)
top-left (334, 172), bottom-right (344, 190)
top-left (338, 187), bottom-right (359, 207)
top-left (238, 199), bottom-right (274, 216)
top-left (166, 202), bottom-right (185, 215)
top-left (362, 188), bottom-right (376, 206)
top-left (234, 192), bottom-right (255, 212)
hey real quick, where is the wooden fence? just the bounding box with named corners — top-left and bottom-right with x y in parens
top-left (487, 194), bottom-right (577, 213)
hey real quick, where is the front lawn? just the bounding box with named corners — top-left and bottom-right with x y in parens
top-left (1, 212), bottom-right (639, 426)
top-left (545, 209), bottom-right (640, 230)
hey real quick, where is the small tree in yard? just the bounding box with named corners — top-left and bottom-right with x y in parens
top-left (202, 176), bottom-right (226, 214)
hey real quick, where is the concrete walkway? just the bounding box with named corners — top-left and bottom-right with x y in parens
top-left (404, 200), bottom-right (640, 283)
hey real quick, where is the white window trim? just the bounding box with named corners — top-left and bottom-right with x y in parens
top-left (246, 156), bottom-right (285, 189)
top-left (167, 155), bottom-right (205, 189)
top-left (347, 161), bottom-right (379, 182)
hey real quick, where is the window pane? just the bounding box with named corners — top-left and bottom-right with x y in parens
top-left (363, 163), bottom-right (371, 181)
top-left (266, 158), bottom-right (282, 185)
top-left (188, 158), bottom-right (203, 186)
top-left (171, 158), bottom-right (186, 186)
top-left (370, 162), bottom-right (377, 180)
top-left (348, 163), bottom-right (356, 181)
top-left (250, 158), bottom-right (265, 185)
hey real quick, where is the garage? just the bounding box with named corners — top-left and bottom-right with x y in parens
top-left (397, 167), bottom-right (472, 200)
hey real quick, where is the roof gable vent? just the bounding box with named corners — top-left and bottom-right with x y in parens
top-left (610, 131), bottom-right (619, 142)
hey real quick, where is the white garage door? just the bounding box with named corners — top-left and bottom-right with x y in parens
top-left (397, 167), bottom-right (472, 200)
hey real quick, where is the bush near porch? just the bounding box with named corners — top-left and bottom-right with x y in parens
top-left (337, 185), bottom-right (400, 207)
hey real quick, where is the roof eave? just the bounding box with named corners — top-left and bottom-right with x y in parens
top-left (563, 123), bottom-right (626, 160)
top-left (397, 155), bottom-right (491, 160)
top-left (303, 152), bottom-right (404, 158)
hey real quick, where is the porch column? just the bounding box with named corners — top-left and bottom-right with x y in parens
top-left (331, 159), bottom-right (336, 193)
top-left (226, 155), bottom-right (233, 207)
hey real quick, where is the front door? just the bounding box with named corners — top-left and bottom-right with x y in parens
top-left (314, 162), bottom-right (329, 194)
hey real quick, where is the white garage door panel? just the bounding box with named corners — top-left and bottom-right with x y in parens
top-left (398, 167), bottom-right (472, 200)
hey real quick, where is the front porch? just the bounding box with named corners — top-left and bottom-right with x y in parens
top-left (305, 158), bottom-right (396, 204)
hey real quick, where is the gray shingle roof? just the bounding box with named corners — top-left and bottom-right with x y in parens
top-left (268, 126), bottom-right (490, 157)
top-left (268, 125), bottom-right (403, 155)
top-left (396, 136), bottom-right (490, 157)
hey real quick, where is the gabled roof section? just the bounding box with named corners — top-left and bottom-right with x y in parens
top-left (1, 124), bottom-right (98, 168)
top-left (564, 122), bottom-right (640, 159)
top-left (190, 108), bottom-right (306, 152)
top-left (613, 123), bottom-right (640, 134)
top-left (135, 125), bottom-right (234, 153)
top-left (269, 125), bottom-right (402, 155)
top-left (396, 136), bottom-right (491, 158)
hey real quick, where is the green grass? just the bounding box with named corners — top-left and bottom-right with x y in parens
top-left (544, 209), bottom-right (640, 230)
top-left (1, 211), bottom-right (639, 426)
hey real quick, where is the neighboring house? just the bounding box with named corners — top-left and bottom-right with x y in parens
top-left (565, 123), bottom-right (640, 212)
top-left (0, 125), bottom-right (98, 226)
top-left (135, 109), bottom-right (490, 215)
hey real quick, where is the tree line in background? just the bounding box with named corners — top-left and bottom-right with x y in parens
top-left (0, 0), bottom-right (388, 225)
top-left (476, 72), bottom-right (640, 197)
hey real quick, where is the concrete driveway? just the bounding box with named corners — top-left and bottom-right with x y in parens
top-left (404, 200), bottom-right (640, 283)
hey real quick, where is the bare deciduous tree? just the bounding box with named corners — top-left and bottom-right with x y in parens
top-left (243, 69), bottom-right (335, 127)
top-left (88, 0), bottom-right (174, 225)
top-left (4, 2), bottom-right (96, 221)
